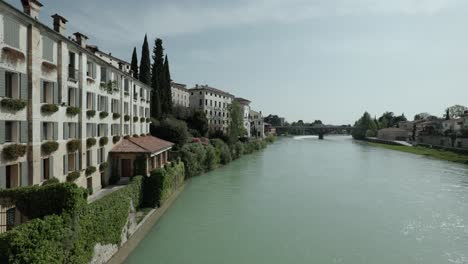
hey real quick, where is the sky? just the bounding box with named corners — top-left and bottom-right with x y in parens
top-left (7, 0), bottom-right (468, 124)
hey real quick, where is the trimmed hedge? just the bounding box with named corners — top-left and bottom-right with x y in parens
top-left (112, 113), bottom-right (121, 119)
top-left (86, 110), bottom-right (96, 117)
top-left (67, 171), bottom-right (80, 182)
top-left (124, 115), bottom-right (130, 121)
top-left (99, 136), bottom-right (108, 146)
top-left (99, 162), bottom-right (108, 172)
top-left (112, 136), bottom-right (121, 144)
top-left (86, 138), bottom-right (96, 148)
top-left (99, 111), bottom-right (108, 119)
top-left (85, 166), bottom-right (96, 176)
top-left (146, 118), bottom-right (150, 123)
top-left (67, 139), bottom-right (80, 153)
top-left (2, 144), bottom-right (27, 161)
top-left (133, 116), bottom-right (138, 122)
top-left (66, 106), bottom-right (80, 116)
top-left (0, 98), bottom-right (27, 112)
top-left (40, 104), bottom-right (59, 114)
top-left (143, 161), bottom-right (185, 208)
top-left (140, 117), bottom-right (145, 122)
top-left (41, 141), bottom-right (59, 155)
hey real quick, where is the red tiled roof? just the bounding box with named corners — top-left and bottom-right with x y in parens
top-left (110, 136), bottom-right (174, 153)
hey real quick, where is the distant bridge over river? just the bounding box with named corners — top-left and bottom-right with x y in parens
top-left (275, 125), bottom-right (353, 139)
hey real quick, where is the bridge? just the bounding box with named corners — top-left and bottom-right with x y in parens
top-left (275, 125), bottom-right (353, 139)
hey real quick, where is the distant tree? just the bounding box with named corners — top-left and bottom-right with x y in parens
top-left (151, 38), bottom-right (164, 119)
top-left (414, 112), bottom-right (430, 121)
top-left (151, 117), bottom-right (188, 148)
top-left (187, 110), bottom-right (209, 137)
top-left (297, 120), bottom-right (304, 126)
top-left (447, 105), bottom-right (467, 119)
top-left (139, 34), bottom-right (151, 85)
top-left (228, 101), bottom-right (245, 144)
top-left (161, 55), bottom-right (172, 115)
top-left (445, 108), bottom-right (450, 120)
top-left (312, 120), bottom-right (322, 125)
top-left (131, 47), bottom-right (139, 79)
top-left (352, 112), bottom-right (377, 140)
top-left (264, 114), bottom-right (283, 126)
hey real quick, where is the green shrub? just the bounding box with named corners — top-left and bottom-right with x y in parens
top-left (146, 118), bottom-right (150, 123)
top-left (265, 135), bottom-right (276, 143)
top-left (140, 133), bottom-right (146, 137)
top-left (99, 162), bottom-right (108, 172)
top-left (0, 98), bottom-right (27, 112)
top-left (86, 110), bottom-right (96, 117)
top-left (99, 111), bottom-right (108, 119)
top-left (210, 138), bottom-right (232, 165)
top-left (140, 117), bottom-right (145, 122)
top-left (42, 177), bottom-right (59, 186)
top-left (67, 139), bottom-right (80, 153)
top-left (85, 166), bottom-right (96, 176)
top-left (124, 135), bottom-right (130, 139)
top-left (66, 106), bottom-right (80, 116)
top-left (99, 136), bottom-right (108, 146)
top-left (112, 136), bottom-right (120, 144)
top-left (232, 141), bottom-right (244, 159)
top-left (143, 161), bottom-right (185, 208)
top-left (204, 144), bottom-right (219, 170)
top-left (41, 141), bottom-right (59, 155)
top-left (86, 138), bottom-right (96, 148)
top-left (151, 118), bottom-right (188, 147)
top-left (67, 171), bottom-right (80, 182)
top-left (40, 104), bottom-right (59, 114)
top-left (124, 115), bottom-right (130, 121)
top-left (112, 113), bottom-right (121, 119)
top-left (133, 116), bottom-right (138, 122)
top-left (133, 134), bottom-right (139, 138)
top-left (2, 144), bottom-right (27, 161)
top-left (180, 143), bottom-right (206, 178)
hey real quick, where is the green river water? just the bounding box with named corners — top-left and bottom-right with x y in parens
top-left (127, 136), bottom-right (468, 264)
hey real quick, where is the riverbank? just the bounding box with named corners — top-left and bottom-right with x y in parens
top-left (369, 142), bottom-right (468, 164)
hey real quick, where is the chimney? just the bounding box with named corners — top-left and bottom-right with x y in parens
top-left (73, 32), bottom-right (88, 48)
top-left (51, 14), bottom-right (68, 35)
top-left (21, 0), bottom-right (43, 19)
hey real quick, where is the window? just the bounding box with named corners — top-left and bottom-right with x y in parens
top-left (124, 102), bottom-right (129, 115)
top-left (4, 17), bottom-right (20, 49)
top-left (68, 87), bottom-right (78, 107)
top-left (98, 124), bottom-right (107, 137)
top-left (42, 158), bottom-right (50, 181)
top-left (68, 52), bottom-right (77, 79)
top-left (98, 148), bottom-right (105, 164)
top-left (5, 164), bottom-right (20, 189)
top-left (111, 124), bottom-right (120, 136)
top-left (87, 61), bottom-right (96, 79)
top-left (124, 124), bottom-right (129, 135)
top-left (140, 107), bottom-right (144, 117)
top-left (124, 79), bottom-right (129, 94)
top-left (100, 66), bottom-right (107, 83)
top-left (42, 36), bottom-right (54, 62)
top-left (86, 123), bottom-right (96, 137)
top-left (69, 123), bottom-right (77, 138)
top-left (87, 92), bottom-right (95, 110)
top-left (205, 99), bottom-right (207, 106)
top-left (111, 99), bottom-right (120, 114)
top-left (5, 71), bottom-right (20, 99)
top-left (68, 153), bottom-right (76, 172)
top-left (41, 81), bottom-right (54, 104)
top-left (98, 95), bottom-right (108, 112)
top-left (133, 105), bottom-right (137, 116)
top-left (41, 122), bottom-right (55, 141)
top-left (86, 150), bottom-right (93, 167)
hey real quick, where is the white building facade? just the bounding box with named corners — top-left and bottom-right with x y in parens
top-left (234, 98), bottom-right (251, 138)
top-left (0, 0), bottom-right (151, 195)
top-left (189, 85), bottom-right (233, 132)
top-left (250, 110), bottom-right (265, 138)
top-left (171, 82), bottom-right (189, 107)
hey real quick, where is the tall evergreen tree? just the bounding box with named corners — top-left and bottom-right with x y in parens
top-left (150, 38), bottom-right (164, 119)
top-left (131, 47), bottom-right (139, 79)
top-left (139, 34), bottom-right (151, 85)
top-left (162, 55), bottom-right (173, 115)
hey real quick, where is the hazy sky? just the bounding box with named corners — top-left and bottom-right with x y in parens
top-left (8, 0), bottom-right (468, 124)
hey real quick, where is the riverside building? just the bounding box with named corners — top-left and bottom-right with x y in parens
top-left (189, 84), bottom-right (234, 132)
top-left (171, 82), bottom-right (189, 107)
top-left (0, 0), bottom-right (152, 195)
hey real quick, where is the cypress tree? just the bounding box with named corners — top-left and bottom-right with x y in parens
top-left (139, 34), bottom-right (151, 85)
top-left (151, 38), bottom-right (164, 119)
top-left (131, 47), bottom-right (139, 79)
top-left (162, 55), bottom-right (172, 115)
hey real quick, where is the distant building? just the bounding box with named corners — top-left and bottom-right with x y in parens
top-left (189, 85), bottom-right (234, 132)
top-left (171, 82), bottom-right (189, 107)
top-left (264, 123), bottom-right (276, 136)
top-left (250, 110), bottom-right (265, 138)
top-left (234, 98), bottom-right (251, 138)
top-left (377, 128), bottom-right (408, 141)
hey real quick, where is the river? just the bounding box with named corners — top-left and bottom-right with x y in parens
top-left (127, 136), bottom-right (468, 264)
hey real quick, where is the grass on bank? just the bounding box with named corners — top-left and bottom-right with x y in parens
top-left (369, 142), bottom-right (468, 164)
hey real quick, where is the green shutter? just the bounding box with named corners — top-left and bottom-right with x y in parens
top-left (20, 73), bottom-right (28, 99)
top-left (20, 121), bottom-right (28, 143)
top-left (63, 122), bottom-right (69, 139)
top-left (0, 166), bottom-right (5, 189)
top-left (63, 155), bottom-right (68, 175)
top-left (21, 161), bottom-right (28, 186)
top-left (0, 121), bottom-right (4, 144)
top-left (0, 68), bottom-right (5, 97)
top-left (53, 122), bottom-right (58, 140)
top-left (49, 157), bottom-right (54, 179)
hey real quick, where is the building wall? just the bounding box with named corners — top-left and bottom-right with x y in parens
top-left (250, 110), bottom-right (265, 138)
top-left (171, 85), bottom-right (189, 107)
top-left (0, 4), bottom-right (151, 193)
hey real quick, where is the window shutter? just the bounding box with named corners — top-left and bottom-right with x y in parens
top-left (105, 124), bottom-right (108, 136)
top-left (49, 157), bottom-right (54, 179)
top-left (53, 122), bottom-right (58, 140)
top-left (63, 123), bottom-right (69, 139)
top-left (63, 155), bottom-right (68, 175)
top-left (94, 124), bottom-right (97, 137)
top-left (40, 122), bottom-right (44, 141)
top-left (76, 124), bottom-right (80, 139)
top-left (0, 121), bottom-right (4, 144)
top-left (20, 121), bottom-right (28, 143)
top-left (40, 80), bottom-right (44, 103)
top-left (53, 82), bottom-right (58, 104)
top-left (21, 161), bottom-right (28, 186)
top-left (40, 159), bottom-right (44, 181)
top-left (93, 94), bottom-right (96, 110)
top-left (75, 152), bottom-right (80, 171)
top-left (0, 68), bottom-right (5, 97)
top-left (4, 17), bottom-right (19, 48)
top-left (20, 73), bottom-right (28, 100)
top-left (0, 166), bottom-right (5, 189)
top-left (97, 149), bottom-right (100, 164)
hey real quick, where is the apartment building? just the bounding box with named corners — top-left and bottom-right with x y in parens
top-left (189, 84), bottom-right (233, 132)
top-left (0, 0), bottom-right (151, 194)
top-left (250, 110), bottom-right (265, 138)
top-left (234, 97), bottom-right (251, 138)
top-left (171, 82), bottom-right (189, 107)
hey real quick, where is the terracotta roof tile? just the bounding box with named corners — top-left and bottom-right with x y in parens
top-left (110, 136), bottom-right (174, 153)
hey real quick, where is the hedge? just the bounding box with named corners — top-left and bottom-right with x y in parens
top-left (140, 117), bottom-right (145, 122)
top-left (86, 110), bottom-right (96, 117)
top-left (86, 138), bottom-right (96, 148)
top-left (99, 162), bottom-right (108, 172)
top-left (133, 116), bottom-right (138, 122)
top-left (67, 171), bottom-right (80, 182)
top-left (112, 136), bottom-right (120, 144)
top-left (67, 140), bottom-right (80, 153)
top-left (143, 161), bottom-right (185, 208)
top-left (0, 98), bottom-right (27, 112)
top-left (85, 166), bottom-right (96, 176)
top-left (124, 115), bottom-right (130, 121)
top-left (41, 104), bottom-right (59, 114)
top-left (112, 113), bottom-right (121, 119)
top-left (41, 141), bottom-right (59, 155)
top-left (99, 111), bottom-right (108, 119)
top-left (2, 144), bottom-right (27, 161)
top-left (99, 136), bottom-right (108, 146)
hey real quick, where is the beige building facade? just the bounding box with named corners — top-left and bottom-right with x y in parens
top-left (171, 82), bottom-right (189, 107)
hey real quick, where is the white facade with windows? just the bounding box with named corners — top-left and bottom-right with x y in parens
top-left (171, 82), bottom-right (189, 107)
top-left (189, 85), bottom-right (234, 132)
top-left (249, 110), bottom-right (265, 138)
top-left (0, 0), bottom-right (151, 199)
top-left (234, 98), bottom-right (251, 138)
